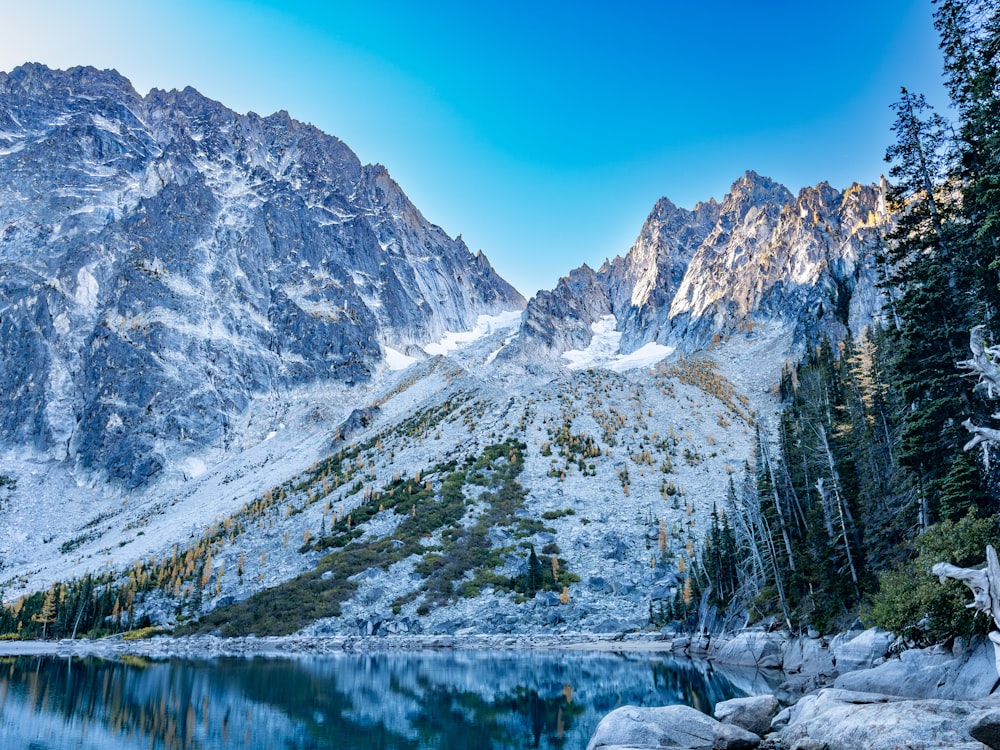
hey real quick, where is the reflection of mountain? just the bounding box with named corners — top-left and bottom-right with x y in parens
top-left (0, 651), bottom-right (747, 749)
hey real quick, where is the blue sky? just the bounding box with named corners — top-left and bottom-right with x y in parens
top-left (2, 1), bottom-right (947, 296)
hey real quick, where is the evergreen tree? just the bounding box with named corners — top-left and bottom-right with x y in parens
top-left (526, 546), bottom-right (543, 596)
top-left (883, 85), bottom-right (980, 524)
top-left (30, 587), bottom-right (57, 639)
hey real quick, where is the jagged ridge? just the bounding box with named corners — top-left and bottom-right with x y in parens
top-left (510, 170), bottom-right (888, 364)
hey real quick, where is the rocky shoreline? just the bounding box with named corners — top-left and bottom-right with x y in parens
top-left (3, 627), bottom-right (998, 749)
top-left (592, 628), bottom-right (1000, 750)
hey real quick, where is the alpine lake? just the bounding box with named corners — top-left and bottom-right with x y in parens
top-left (0, 646), bottom-right (774, 749)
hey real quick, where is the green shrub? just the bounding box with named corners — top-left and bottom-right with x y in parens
top-left (865, 511), bottom-right (1000, 644)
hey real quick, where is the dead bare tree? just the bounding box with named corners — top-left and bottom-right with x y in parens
top-left (959, 325), bottom-right (1000, 454)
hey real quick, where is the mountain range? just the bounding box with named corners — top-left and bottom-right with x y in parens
top-left (0, 65), bottom-right (890, 635)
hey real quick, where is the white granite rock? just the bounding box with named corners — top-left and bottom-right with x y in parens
top-left (776, 688), bottom-right (989, 750)
top-left (587, 704), bottom-right (760, 750)
top-left (781, 636), bottom-right (835, 675)
top-left (828, 628), bottom-right (893, 672)
top-left (714, 694), bottom-right (779, 737)
top-left (711, 631), bottom-right (787, 669)
top-left (834, 638), bottom-right (997, 700)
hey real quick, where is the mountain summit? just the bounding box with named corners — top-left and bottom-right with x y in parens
top-left (0, 64), bottom-right (523, 487)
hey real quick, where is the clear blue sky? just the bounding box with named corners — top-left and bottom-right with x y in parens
top-left (2, 1), bottom-right (948, 297)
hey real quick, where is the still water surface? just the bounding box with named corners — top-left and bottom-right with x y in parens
top-left (0, 649), bottom-right (769, 749)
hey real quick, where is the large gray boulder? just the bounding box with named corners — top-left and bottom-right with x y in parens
top-left (782, 636), bottom-right (835, 675)
top-left (711, 631), bottom-right (787, 669)
top-left (587, 704), bottom-right (760, 750)
top-left (968, 707), bottom-right (1000, 750)
top-left (834, 638), bottom-right (998, 700)
top-left (828, 628), bottom-right (893, 672)
top-left (714, 694), bottom-right (779, 737)
top-left (776, 688), bottom-right (989, 750)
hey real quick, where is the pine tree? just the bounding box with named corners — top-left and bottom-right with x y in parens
top-left (526, 546), bottom-right (543, 595)
top-left (884, 85), bottom-right (978, 525)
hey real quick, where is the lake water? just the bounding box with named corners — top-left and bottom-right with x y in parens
top-left (0, 649), bottom-right (771, 749)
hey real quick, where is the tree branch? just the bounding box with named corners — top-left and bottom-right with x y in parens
top-left (962, 418), bottom-right (1000, 451)
top-left (960, 326), bottom-right (1000, 449)
top-left (958, 325), bottom-right (1000, 399)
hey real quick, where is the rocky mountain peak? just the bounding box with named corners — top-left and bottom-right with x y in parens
top-left (0, 62), bottom-right (138, 100)
top-left (0, 64), bottom-right (523, 487)
top-left (725, 170), bottom-right (794, 212)
top-left (506, 172), bottom-right (888, 364)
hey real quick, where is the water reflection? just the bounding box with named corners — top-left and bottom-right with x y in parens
top-left (0, 649), bottom-right (762, 749)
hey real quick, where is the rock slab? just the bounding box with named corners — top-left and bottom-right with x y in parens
top-left (776, 688), bottom-right (989, 750)
top-left (715, 694), bottom-right (779, 737)
top-left (711, 631), bottom-right (786, 669)
top-left (587, 704), bottom-right (760, 750)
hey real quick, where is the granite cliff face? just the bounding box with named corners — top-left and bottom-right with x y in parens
top-left (511, 171), bottom-right (888, 364)
top-left (665, 172), bottom-right (887, 351)
top-left (0, 64), bottom-right (523, 487)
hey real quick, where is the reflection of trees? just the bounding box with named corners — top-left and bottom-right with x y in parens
top-left (1, 656), bottom-right (418, 750)
top-left (406, 677), bottom-right (584, 750)
top-left (4, 656), bottom-right (216, 750)
top-left (0, 651), bottom-right (746, 750)
top-left (649, 658), bottom-right (739, 716)
top-left (225, 658), bottom-right (420, 750)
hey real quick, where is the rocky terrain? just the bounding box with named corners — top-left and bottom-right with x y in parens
top-left (0, 64), bottom-right (891, 641)
top-left (586, 628), bottom-right (1000, 750)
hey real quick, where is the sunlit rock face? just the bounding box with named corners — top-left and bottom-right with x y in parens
top-left (665, 172), bottom-right (887, 352)
top-left (604, 195), bottom-right (721, 353)
top-left (514, 170), bottom-right (888, 361)
top-left (0, 64), bottom-right (523, 487)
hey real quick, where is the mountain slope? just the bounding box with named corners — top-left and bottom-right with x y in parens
top-left (0, 64), bottom-right (523, 487)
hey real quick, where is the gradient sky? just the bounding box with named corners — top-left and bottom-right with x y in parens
top-left (2, 1), bottom-right (948, 297)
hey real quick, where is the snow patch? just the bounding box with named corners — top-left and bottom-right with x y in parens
top-left (563, 316), bottom-right (674, 372)
top-left (562, 316), bottom-right (622, 370)
top-left (384, 346), bottom-right (418, 371)
top-left (606, 342), bottom-right (675, 373)
top-left (181, 457), bottom-right (207, 479)
top-left (423, 311), bottom-right (522, 356)
top-left (74, 266), bottom-right (99, 311)
top-left (91, 113), bottom-right (121, 136)
top-left (53, 312), bottom-right (70, 335)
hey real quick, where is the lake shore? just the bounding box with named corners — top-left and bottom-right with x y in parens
top-left (0, 630), bottom-right (689, 658)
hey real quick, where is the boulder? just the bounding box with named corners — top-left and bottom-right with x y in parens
top-left (782, 636), bottom-right (834, 675)
top-left (968, 708), bottom-right (1000, 750)
top-left (711, 631), bottom-right (786, 669)
top-left (587, 705), bottom-right (760, 750)
top-left (776, 688), bottom-right (989, 750)
top-left (714, 695), bottom-right (780, 737)
top-left (786, 741), bottom-right (829, 750)
top-left (535, 591), bottom-right (561, 607)
top-left (828, 628), bottom-right (893, 672)
top-left (834, 638), bottom-right (998, 700)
